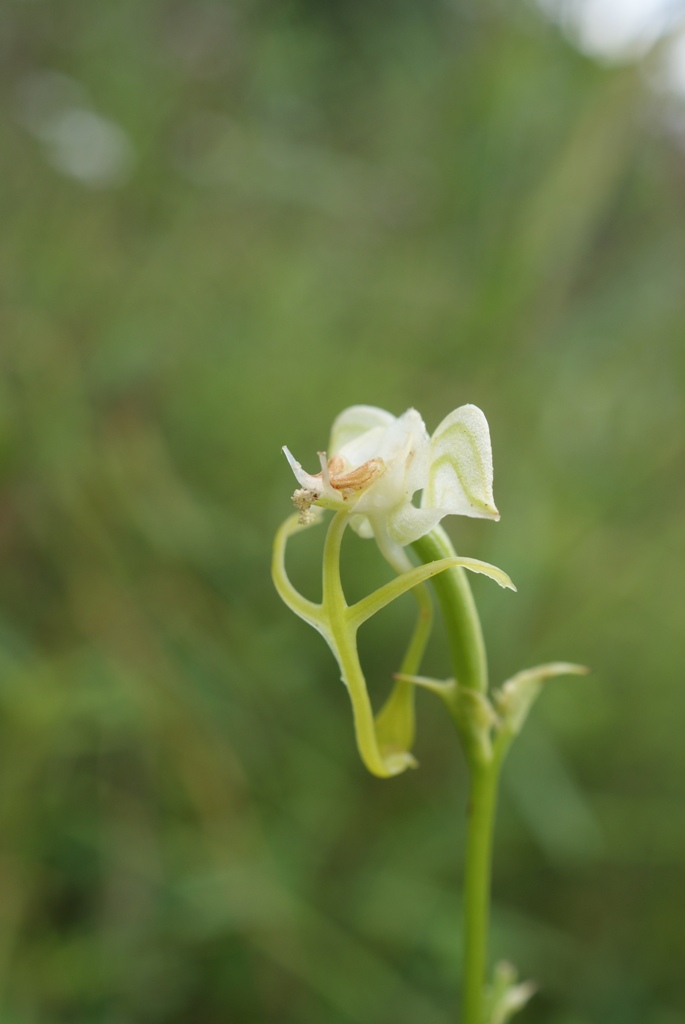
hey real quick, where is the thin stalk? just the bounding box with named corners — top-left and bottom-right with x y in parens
top-left (321, 513), bottom-right (382, 768)
top-left (411, 526), bottom-right (499, 1023)
top-left (321, 510), bottom-right (349, 614)
top-left (321, 511), bottom-right (414, 778)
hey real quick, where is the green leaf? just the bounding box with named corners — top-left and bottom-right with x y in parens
top-left (494, 662), bottom-right (589, 739)
top-left (348, 554), bottom-right (515, 630)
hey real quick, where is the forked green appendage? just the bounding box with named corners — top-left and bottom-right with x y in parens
top-left (272, 512), bottom-right (515, 778)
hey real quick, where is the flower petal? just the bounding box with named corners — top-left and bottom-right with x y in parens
top-left (329, 405), bottom-right (396, 457)
top-left (282, 445), bottom-right (321, 490)
top-left (423, 404), bottom-right (499, 520)
top-left (386, 503), bottom-right (445, 546)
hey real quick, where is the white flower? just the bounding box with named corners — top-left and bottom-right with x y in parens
top-left (283, 404), bottom-right (499, 558)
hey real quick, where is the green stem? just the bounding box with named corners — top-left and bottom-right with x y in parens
top-left (461, 756), bottom-right (502, 1024)
top-left (411, 526), bottom-right (488, 693)
top-left (411, 526), bottom-right (498, 1023)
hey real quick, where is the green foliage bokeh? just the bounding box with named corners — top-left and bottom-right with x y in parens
top-left (0, 1), bottom-right (684, 1021)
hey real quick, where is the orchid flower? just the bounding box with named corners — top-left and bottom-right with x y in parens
top-left (283, 404), bottom-right (499, 566)
top-left (273, 402), bottom-right (515, 778)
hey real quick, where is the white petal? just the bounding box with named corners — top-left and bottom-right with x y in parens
top-left (335, 410), bottom-right (425, 470)
top-left (422, 405), bottom-right (499, 521)
top-left (329, 405), bottom-right (396, 457)
top-left (338, 424), bottom-right (393, 468)
top-left (345, 408), bottom-right (431, 511)
top-left (386, 503), bottom-right (446, 546)
top-left (282, 445), bottom-right (320, 490)
top-left (399, 410), bottom-right (432, 494)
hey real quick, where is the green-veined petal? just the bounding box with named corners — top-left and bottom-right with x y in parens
top-left (423, 404), bottom-right (499, 521)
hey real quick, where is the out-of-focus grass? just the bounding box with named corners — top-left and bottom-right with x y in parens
top-left (0, 1), bottom-right (684, 1020)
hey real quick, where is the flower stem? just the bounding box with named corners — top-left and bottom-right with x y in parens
top-left (411, 526), bottom-right (488, 694)
top-left (412, 526), bottom-right (499, 1024)
top-left (322, 513), bottom-right (387, 773)
top-left (320, 511), bottom-right (418, 777)
top-left (462, 755), bottom-right (502, 1024)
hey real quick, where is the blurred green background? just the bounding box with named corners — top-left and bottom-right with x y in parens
top-left (1, 1), bottom-right (684, 1021)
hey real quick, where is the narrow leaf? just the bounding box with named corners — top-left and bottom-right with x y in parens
top-left (495, 662), bottom-right (589, 737)
top-left (348, 555), bottom-right (515, 629)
